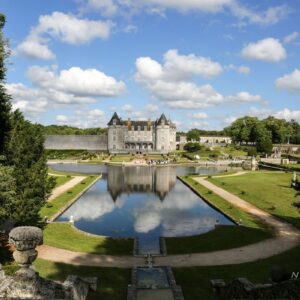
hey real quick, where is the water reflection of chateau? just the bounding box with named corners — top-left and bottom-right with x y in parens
top-left (107, 166), bottom-right (176, 201)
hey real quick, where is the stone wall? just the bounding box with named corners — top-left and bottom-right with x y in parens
top-left (45, 135), bottom-right (108, 151)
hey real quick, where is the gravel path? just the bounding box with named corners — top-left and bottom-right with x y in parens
top-left (39, 175), bottom-right (300, 267)
top-left (48, 176), bottom-right (86, 201)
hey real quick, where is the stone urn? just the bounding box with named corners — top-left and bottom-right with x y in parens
top-left (9, 226), bottom-right (43, 278)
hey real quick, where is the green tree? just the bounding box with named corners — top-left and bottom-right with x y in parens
top-left (187, 128), bottom-right (200, 141)
top-left (263, 116), bottom-right (293, 144)
top-left (253, 123), bottom-right (273, 154)
top-left (225, 116), bottom-right (260, 144)
top-left (0, 165), bottom-right (17, 225)
top-left (6, 111), bottom-right (55, 225)
top-left (0, 14), bottom-right (11, 154)
top-left (184, 142), bottom-right (202, 152)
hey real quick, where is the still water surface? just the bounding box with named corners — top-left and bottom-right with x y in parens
top-left (51, 164), bottom-right (235, 254)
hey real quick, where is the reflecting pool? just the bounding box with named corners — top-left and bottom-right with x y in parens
top-left (54, 165), bottom-right (235, 254)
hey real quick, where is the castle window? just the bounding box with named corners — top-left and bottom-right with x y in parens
top-left (138, 126), bottom-right (141, 131)
top-left (113, 136), bottom-right (116, 141)
top-left (113, 145), bottom-right (116, 149)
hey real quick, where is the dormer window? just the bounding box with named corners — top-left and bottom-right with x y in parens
top-left (113, 119), bottom-right (116, 125)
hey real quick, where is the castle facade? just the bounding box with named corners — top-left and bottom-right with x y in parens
top-left (107, 112), bottom-right (176, 154)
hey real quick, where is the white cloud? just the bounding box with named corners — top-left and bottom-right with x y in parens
top-left (230, 3), bottom-right (291, 26)
top-left (275, 69), bottom-right (300, 93)
top-left (135, 50), bottom-right (224, 109)
top-left (17, 12), bottom-right (113, 60)
top-left (56, 109), bottom-right (106, 128)
top-left (80, 0), bottom-right (118, 17)
top-left (147, 81), bottom-right (224, 109)
top-left (140, 0), bottom-right (232, 13)
top-left (145, 104), bottom-right (159, 112)
top-left (273, 109), bottom-right (300, 123)
top-left (284, 32), bottom-right (299, 44)
top-left (227, 92), bottom-right (263, 103)
top-left (136, 49), bottom-right (222, 82)
top-left (191, 112), bottom-right (208, 119)
top-left (98, 1), bottom-right (290, 27)
top-left (6, 65), bottom-right (125, 121)
top-left (241, 38), bottom-right (286, 62)
top-left (17, 36), bottom-right (55, 60)
top-left (27, 65), bottom-right (125, 97)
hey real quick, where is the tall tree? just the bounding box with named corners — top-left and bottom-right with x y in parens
top-left (6, 111), bottom-right (54, 225)
top-left (187, 128), bottom-right (200, 141)
top-left (0, 14), bottom-right (11, 154)
top-left (0, 165), bottom-right (17, 225)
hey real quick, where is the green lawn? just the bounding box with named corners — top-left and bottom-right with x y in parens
top-left (33, 259), bottom-right (130, 300)
top-left (44, 223), bottom-right (133, 255)
top-left (174, 244), bottom-right (300, 300)
top-left (282, 163), bottom-right (300, 171)
top-left (209, 171), bottom-right (300, 229)
top-left (221, 146), bottom-right (248, 157)
top-left (165, 176), bottom-right (272, 254)
top-left (165, 225), bottom-right (271, 254)
top-left (40, 175), bottom-right (98, 219)
top-left (50, 175), bottom-right (71, 188)
top-left (110, 155), bottom-right (133, 162)
top-left (179, 176), bottom-right (270, 229)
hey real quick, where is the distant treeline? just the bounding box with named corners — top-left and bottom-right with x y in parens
top-left (41, 125), bottom-right (107, 135)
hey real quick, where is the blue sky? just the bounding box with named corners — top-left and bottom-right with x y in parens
top-left (1, 0), bottom-right (299, 130)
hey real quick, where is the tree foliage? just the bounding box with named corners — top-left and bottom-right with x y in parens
top-left (5, 111), bottom-right (55, 225)
top-left (42, 125), bottom-right (107, 135)
top-left (225, 116), bottom-right (300, 150)
top-left (0, 165), bottom-right (17, 225)
top-left (0, 14), bottom-right (11, 154)
top-left (184, 142), bottom-right (202, 152)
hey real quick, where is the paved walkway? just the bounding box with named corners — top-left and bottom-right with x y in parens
top-left (48, 176), bottom-right (86, 201)
top-left (39, 175), bottom-right (300, 267)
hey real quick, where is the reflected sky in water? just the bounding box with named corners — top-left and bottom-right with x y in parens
top-left (55, 165), bottom-right (235, 254)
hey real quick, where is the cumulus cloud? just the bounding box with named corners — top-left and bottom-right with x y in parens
top-left (284, 32), bottom-right (299, 44)
top-left (56, 109), bottom-right (106, 128)
top-left (136, 49), bottom-right (222, 81)
top-left (27, 65), bottom-right (125, 97)
top-left (82, 1), bottom-right (290, 27)
top-left (6, 65), bottom-right (125, 121)
top-left (135, 50), bottom-right (225, 109)
top-left (16, 36), bottom-right (55, 60)
top-left (227, 92), bottom-right (263, 103)
top-left (17, 12), bottom-right (113, 60)
top-left (275, 69), bottom-right (300, 93)
top-left (273, 109), bottom-right (300, 122)
top-left (241, 38), bottom-right (286, 62)
top-left (148, 81), bottom-right (224, 109)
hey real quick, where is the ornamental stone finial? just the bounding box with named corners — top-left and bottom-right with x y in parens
top-left (9, 226), bottom-right (43, 278)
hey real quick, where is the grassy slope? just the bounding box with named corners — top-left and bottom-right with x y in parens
top-left (165, 176), bottom-right (272, 254)
top-left (44, 223), bottom-right (133, 255)
top-left (40, 175), bottom-right (97, 219)
top-left (33, 258), bottom-right (130, 300)
top-left (209, 171), bottom-right (300, 229)
top-left (174, 244), bottom-right (300, 300)
top-left (51, 175), bottom-right (71, 188)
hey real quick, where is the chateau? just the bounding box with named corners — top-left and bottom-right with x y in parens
top-left (45, 112), bottom-right (177, 154)
top-left (107, 112), bottom-right (176, 154)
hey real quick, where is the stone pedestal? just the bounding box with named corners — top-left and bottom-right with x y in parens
top-left (0, 226), bottom-right (97, 299)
